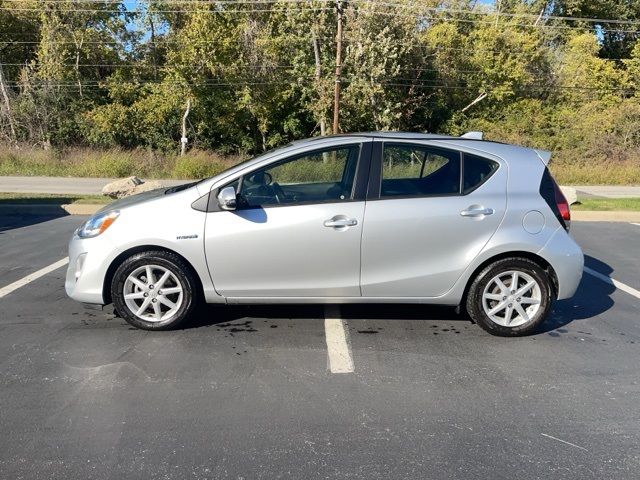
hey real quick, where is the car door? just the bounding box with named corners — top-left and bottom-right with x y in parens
top-left (360, 141), bottom-right (507, 298)
top-left (204, 140), bottom-right (371, 298)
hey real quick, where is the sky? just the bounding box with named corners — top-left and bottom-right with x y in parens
top-left (121, 1), bottom-right (496, 9)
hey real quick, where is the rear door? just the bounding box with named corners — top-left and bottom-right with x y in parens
top-left (360, 141), bottom-right (507, 297)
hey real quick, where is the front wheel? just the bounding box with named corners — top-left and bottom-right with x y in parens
top-left (111, 250), bottom-right (199, 330)
top-left (466, 257), bottom-right (553, 337)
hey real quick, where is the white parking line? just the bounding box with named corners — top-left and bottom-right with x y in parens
top-left (324, 305), bottom-right (355, 374)
top-left (584, 267), bottom-right (640, 300)
top-left (0, 257), bottom-right (69, 299)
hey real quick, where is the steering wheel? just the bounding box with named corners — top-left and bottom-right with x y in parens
top-left (271, 182), bottom-right (286, 204)
top-left (247, 171), bottom-right (272, 186)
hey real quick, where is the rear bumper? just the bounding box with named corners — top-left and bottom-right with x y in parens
top-left (538, 227), bottom-right (584, 300)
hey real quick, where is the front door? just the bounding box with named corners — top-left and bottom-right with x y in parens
top-left (361, 141), bottom-right (507, 297)
top-left (205, 141), bottom-right (371, 298)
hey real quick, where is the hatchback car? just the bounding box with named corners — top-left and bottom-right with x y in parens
top-left (66, 132), bottom-right (583, 336)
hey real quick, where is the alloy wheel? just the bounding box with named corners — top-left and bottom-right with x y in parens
top-left (123, 264), bottom-right (184, 322)
top-left (481, 270), bottom-right (542, 327)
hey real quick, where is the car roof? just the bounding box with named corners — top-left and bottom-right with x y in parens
top-left (290, 131), bottom-right (507, 145)
top-left (291, 132), bottom-right (548, 164)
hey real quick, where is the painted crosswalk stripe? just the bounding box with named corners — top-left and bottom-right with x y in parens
top-left (324, 305), bottom-right (355, 374)
top-left (584, 266), bottom-right (640, 300)
top-left (0, 257), bottom-right (69, 299)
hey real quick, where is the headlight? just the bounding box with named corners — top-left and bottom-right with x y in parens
top-left (77, 210), bottom-right (120, 238)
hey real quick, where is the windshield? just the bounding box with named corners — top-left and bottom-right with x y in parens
top-left (194, 143), bottom-right (297, 186)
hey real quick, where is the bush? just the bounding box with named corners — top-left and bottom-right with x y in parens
top-left (171, 150), bottom-right (241, 179)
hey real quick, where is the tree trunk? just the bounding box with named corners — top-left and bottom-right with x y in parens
top-left (180, 98), bottom-right (191, 156)
top-left (149, 3), bottom-right (158, 80)
top-left (0, 61), bottom-right (17, 146)
top-left (74, 36), bottom-right (84, 99)
top-left (312, 30), bottom-right (326, 136)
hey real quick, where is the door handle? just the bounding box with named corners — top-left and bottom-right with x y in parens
top-left (460, 207), bottom-right (494, 217)
top-left (324, 217), bottom-right (358, 228)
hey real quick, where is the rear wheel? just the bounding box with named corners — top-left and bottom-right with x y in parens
top-left (466, 257), bottom-right (553, 336)
top-left (111, 251), bottom-right (199, 330)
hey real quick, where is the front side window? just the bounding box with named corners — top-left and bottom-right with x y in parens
top-left (381, 144), bottom-right (461, 197)
top-left (237, 145), bottom-right (360, 208)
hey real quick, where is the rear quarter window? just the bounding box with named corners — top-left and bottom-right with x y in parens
top-left (463, 154), bottom-right (499, 194)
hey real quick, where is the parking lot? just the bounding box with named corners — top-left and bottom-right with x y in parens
top-left (0, 215), bottom-right (639, 479)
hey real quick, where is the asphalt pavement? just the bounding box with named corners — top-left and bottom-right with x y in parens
top-left (0, 215), bottom-right (639, 479)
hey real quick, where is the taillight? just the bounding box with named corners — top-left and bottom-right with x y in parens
top-left (553, 181), bottom-right (571, 230)
top-left (539, 167), bottom-right (570, 232)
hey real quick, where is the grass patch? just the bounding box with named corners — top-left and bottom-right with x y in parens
top-left (0, 193), bottom-right (111, 205)
top-left (0, 146), bottom-right (244, 179)
top-left (573, 197), bottom-right (640, 211)
top-left (550, 162), bottom-right (640, 185)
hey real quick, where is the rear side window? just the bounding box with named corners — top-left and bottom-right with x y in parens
top-left (381, 144), bottom-right (461, 197)
top-left (463, 154), bottom-right (499, 193)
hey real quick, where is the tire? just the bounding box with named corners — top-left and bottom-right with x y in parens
top-left (465, 257), bottom-right (553, 337)
top-left (111, 250), bottom-right (199, 330)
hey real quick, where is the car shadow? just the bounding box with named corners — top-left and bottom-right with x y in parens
top-left (185, 254), bottom-right (617, 335)
top-left (536, 254), bottom-right (616, 333)
top-left (0, 211), bottom-right (70, 233)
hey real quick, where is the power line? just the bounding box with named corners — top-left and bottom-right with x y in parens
top-left (4, 77), bottom-right (632, 93)
top-left (2, 0), bottom-right (640, 26)
top-left (353, 0), bottom-right (640, 26)
top-left (0, 40), bottom-right (634, 62)
top-left (0, 6), bottom-right (333, 14)
top-left (368, 10), bottom-right (640, 35)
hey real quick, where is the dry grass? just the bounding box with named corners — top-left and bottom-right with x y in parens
top-left (550, 161), bottom-right (640, 185)
top-left (0, 146), bottom-right (245, 179)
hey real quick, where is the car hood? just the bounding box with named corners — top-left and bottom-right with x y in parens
top-left (97, 187), bottom-right (168, 213)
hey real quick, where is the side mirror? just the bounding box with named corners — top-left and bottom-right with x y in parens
top-left (217, 186), bottom-right (237, 211)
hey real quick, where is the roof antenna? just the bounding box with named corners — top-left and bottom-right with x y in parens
top-left (461, 131), bottom-right (484, 140)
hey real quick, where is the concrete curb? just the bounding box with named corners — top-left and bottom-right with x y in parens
top-left (0, 203), bottom-right (102, 216)
top-left (1, 204), bottom-right (640, 222)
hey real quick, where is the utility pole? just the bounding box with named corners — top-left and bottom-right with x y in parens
top-left (309, 0), bottom-right (326, 136)
top-left (332, 0), bottom-right (344, 135)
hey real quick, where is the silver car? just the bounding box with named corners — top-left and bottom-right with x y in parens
top-left (65, 132), bottom-right (583, 336)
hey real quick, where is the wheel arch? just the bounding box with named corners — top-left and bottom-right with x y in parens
top-left (103, 245), bottom-right (205, 305)
top-left (461, 251), bottom-right (559, 307)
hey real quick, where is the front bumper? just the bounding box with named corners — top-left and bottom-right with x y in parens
top-left (65, 233), bottom-right (119, 305)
